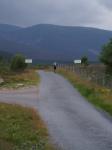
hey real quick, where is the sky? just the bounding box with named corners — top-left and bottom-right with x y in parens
top-left (0, 0), bottom-right (112, 30)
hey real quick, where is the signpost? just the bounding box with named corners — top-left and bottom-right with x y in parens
top-left (25, 59), bottom-right (32, 64)
top-left (74, 60), bottom-right (81, 64)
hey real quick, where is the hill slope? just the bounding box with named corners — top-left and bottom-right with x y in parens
top-left (0, 24), bottom-right (112, 61)
top-left (0, 24), bottom-right (21, 37)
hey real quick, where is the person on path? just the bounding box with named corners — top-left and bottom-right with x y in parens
top-left (53, 62), bottom-right (57, 72)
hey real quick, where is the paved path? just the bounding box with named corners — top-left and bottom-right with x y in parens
top-left (0, 71), bottom-right (112, 150)
top-left (37, 71), bottom-right (112, 150)
top-left (0, 87), bottom-right (38, 107)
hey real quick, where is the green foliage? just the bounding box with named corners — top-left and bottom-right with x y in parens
top-left (0, 56), bottom-right (3, 63)
top-left (58, 69), bottom-right (112, 116)
top-left (0, 103), bottom-right (53, 150)
top-left (100, 39), bottom-right (112, 73)
top-left (11, 54), bottom-right (27, 71)
top-left (0, 56), bottom-right (11, 76)
top-left (81, 56), bottom-right (89, 66)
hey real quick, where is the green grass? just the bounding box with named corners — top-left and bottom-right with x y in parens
top-left (0, 69), bottom-right (40, 89)
top-left (58, 69), bottom-right (112, 116)
top-left (0, 103), bottom-right (54, 150)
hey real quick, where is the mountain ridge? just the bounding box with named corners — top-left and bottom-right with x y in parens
top-left (0, 24), bottom-right (112, 62)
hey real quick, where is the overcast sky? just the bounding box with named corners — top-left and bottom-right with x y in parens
top-left (0, 0), bottom-right (112, 30)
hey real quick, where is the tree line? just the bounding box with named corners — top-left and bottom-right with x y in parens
top-left (0, 38), bottom-right (112, 74)
top-left (0, 54), bottom-right (27, 75)
top-left (81, 39), bottom-right (112, 74)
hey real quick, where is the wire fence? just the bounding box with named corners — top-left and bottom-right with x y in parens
top-left (58, 64), bottom-right (112, 89)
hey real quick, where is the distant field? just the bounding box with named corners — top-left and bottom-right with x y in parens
top-left (58, 68), bottom-right (112, 116)
top-left (0, 103), bottom-right (54, 150)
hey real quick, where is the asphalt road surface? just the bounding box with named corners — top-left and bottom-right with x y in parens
top-left (0, 70), bottom-right (112, 150)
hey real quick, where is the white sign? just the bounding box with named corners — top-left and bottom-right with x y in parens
top-left (25, 59), bottom-right (32, 64)
top-left (74, 60), bottom-right (81, 64)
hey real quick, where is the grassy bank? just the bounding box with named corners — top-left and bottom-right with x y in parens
top-left (58, 69), bottom-right (112, 116)
top-left (0, 69), bottom-right (39, 89)
top-left (0, 103), bottom-right (54, 150)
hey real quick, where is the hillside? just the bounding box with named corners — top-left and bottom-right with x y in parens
top-left (0, 50), bottom-right (12, 60)
top-left (0, 24), bottom-right (112, 62)
top-left (0, 24), bottom-right (21, 37)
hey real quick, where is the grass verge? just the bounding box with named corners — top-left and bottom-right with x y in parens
top-left (0, 103), bottom-right (54, 150)
top-left (0, 69), bottom-right (40, 89)
top-left (58, 69), bottom-right (112, 116)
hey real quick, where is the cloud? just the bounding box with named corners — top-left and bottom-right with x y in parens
top-left (0, 0), bottom-right (112, 30)
top-left (99, 0), bottom-right (112, 10)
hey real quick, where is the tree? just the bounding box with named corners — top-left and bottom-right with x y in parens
top-left (0, 55), bottom-right (10, 75)
top-left (81, 56), bottom-right (89, 66)
top-left (11, 54), bottom-right (27, 71)
top-left (0, 56), bottom-right (3, 63)
top-left (100, 39), bottom-right (112, 73)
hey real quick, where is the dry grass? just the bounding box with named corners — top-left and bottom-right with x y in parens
top-left (0, 69), bottom-right (40, 89)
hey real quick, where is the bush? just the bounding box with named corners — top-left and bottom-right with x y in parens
top-left (0, 57), bottom-right (11, 76)
top-left (100, 39), bottom-right (112, 74)
top-left (81, 56), bottom-right (89, 66)
top-left (11, 54), bottom-right (27, 71)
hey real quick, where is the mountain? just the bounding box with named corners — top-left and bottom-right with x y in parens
top-left (0, 24), bottom-right (21, 31)
top-left (0, 24), bottom-right (21, 37)
top-left (0, 24), bottom-right (38, 59)
top-left (0, 36), bottom-right (39, 58)
top-left (0, 50), bottom-right (12, 60)
top-left (0, 24), bottom-right (112, 62)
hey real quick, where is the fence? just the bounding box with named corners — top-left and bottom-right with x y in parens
top-left (58, 64), bottom-right (112, 89)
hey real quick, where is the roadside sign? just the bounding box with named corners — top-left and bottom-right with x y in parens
top-left (25, 59), bottom-right (32, 64)
top-left (74, 60), bottom-right (81, 64)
